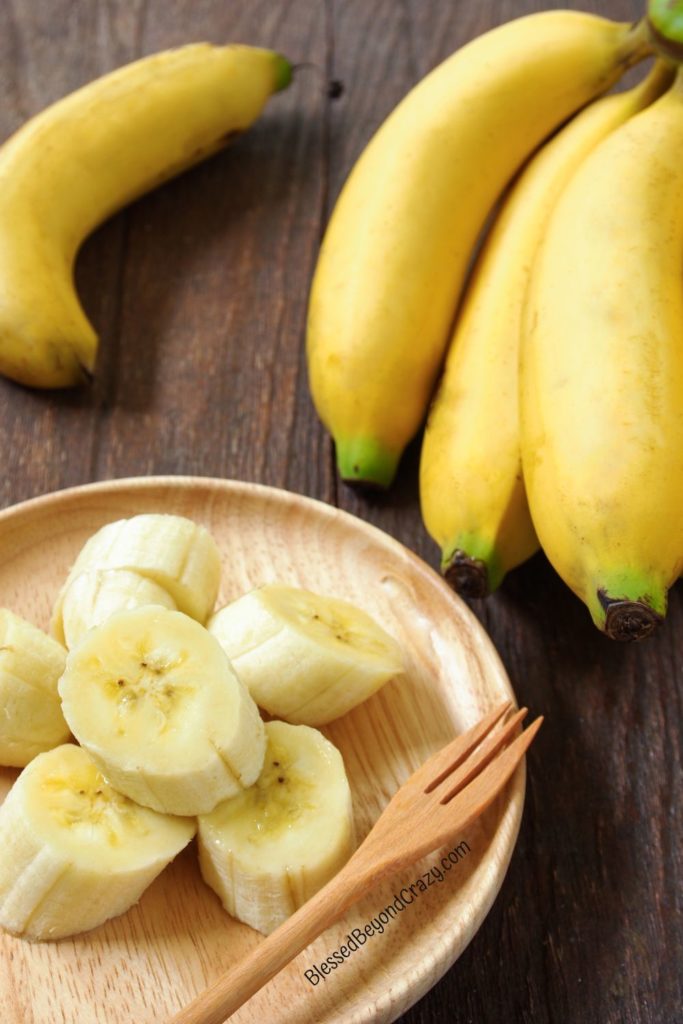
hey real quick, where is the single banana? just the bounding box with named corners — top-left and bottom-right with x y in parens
top-left (520, 68), bottom-right (683, 640)
top-left (208, 584), bottom-right (404, 725)
top-left (0, 44), bottom-right (291, 388)
top-left (198, 720), bottom-right (355, 935)
top-left (0, 609), bottom-right (70, 767)
top-left (50, 513), bottom-right (221, 641)
top-left (60, 568), bottom-right (177, 649)
top-left (0, 744), bottom-right (195, 940)
top-left (420, 62), bottom-right (674, 599)
top-left (58, 606), bottom-right (266, 815)
top-left (306, 11), bottom-right (651, 488)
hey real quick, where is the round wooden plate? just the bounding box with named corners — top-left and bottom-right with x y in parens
top-left (0, 476), bottom-right (524, 1024)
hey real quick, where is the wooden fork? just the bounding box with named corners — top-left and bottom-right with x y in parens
top-left (170, 701), bottom-right (542, 1024)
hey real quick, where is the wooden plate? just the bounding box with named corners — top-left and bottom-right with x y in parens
top-left (0, 476), bottom-right (524, 1024)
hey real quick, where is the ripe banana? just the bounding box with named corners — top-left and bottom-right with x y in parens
top-left (51, 513), bottom-right (221, 642)
top-left (420, 62), bottom-right (674, 599)
top-left (0, 44), bottom-right (291, 388)
top-left (58, 605), bottom-right (266, 815)
top-left (306, 11), bottom-right (651, 488)
top-left (0, 609), bottom-right (70, 767)
top-left (208, 584), bottom-right (404, 725)
top-left (520, 68), bottom-right (683, 640)
top-left (198, 720), bottom-right (354, 935)
top-left (60, 568), bottom-right (177, 649)
top-left (0, 744), bottom-right (195, 940)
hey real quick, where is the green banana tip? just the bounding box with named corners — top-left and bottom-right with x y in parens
top-left (335, 438), bottom-right (400, 491)
top-left (273, 53), bottom-right (293, 92)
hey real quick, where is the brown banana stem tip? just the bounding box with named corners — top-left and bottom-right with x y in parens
top-left (599, 592), bottom-right (664, 642)
top-left (443, 551), bottom-right (489, 599)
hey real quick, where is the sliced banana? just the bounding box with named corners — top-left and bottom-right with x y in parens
top-left (60, 568), bottom-right (177, 649)
top-left (50, 514), bottom-right (221, 643)
top-left (58, 605), bottom-right (265, 816)
top-left (198, 720), bottom-right (355, 935)
top-left (0, 743), bottom-right (195, 940)
top-left (208, 584), bottom-right (405, 725)
top-left (0, 609), bottom-right (71, 767)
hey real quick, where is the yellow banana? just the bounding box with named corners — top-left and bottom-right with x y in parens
top-left (306, 11), bottom-right (651, 489)
top-left (0, 44), bottom-right (290, 388)
top-left (520, 68), bottom-right (683, 641)
top-left (420, 62), bottom-right (673, 598)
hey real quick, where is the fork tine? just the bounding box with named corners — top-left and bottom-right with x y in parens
top-left (434, 706), bottom-right (528, 803)
top-left (441, 716), bottom-right (543, 813)
top-left (422, 700), bottom-right (512, 793)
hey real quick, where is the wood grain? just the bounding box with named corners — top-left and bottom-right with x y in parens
top-left (0, 2), bottom-right (680, 1023)
top-left (0, 477), bottom-right (523, 1023)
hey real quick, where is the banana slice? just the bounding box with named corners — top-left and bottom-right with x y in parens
top-left (0, 743), bottom-right (195, 940)
top-left (58, 605), bottom-right (266, 816)
top-left (208, 584), bottom-right (405, 725)
top-left (50, 514), bottom-right (221, 642)
top-left (60, 568), bottom-right (177, 649)
top-left (0, 609), bottom-right (70, 767)
top-left (198, 720), bottom-right (355, 935)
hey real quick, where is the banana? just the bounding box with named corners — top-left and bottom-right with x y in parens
top-left (60, 568), bottom-right (178, 650)
top-left (0, 44), bottom-right (291, 388)
top-left (197, 720), bottom-right (354, 935)
top-left (208, 584), bottom-right (404, 725)
top-left (306, 11), bottom-right (651, 489)
top-left (58, 606), bottom-right (266, 815)
top-left (50, 513), bottom-right (221, 642)
top-left (0, 744), bottom-right (195, 940)
top-left (0, 609), bottom-right (70, 767)
top-left (520, 68), bottom-right (683, 640)
top-left (420, 62), bottom-right (674, 598)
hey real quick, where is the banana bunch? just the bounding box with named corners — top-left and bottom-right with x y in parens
top-left (307, 10), bottom-right (652, 489)
top-left (421, 61), bottom-right (673, 598)
top-left (308, 4), bottom-right (683, 640)
top-left (0, 513), bottom-right (404, 938)
top-left (0, 43), bottom-right (291, 388)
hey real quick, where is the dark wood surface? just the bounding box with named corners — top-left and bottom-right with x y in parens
top-left (0, 1), bottom-right (680, 1022)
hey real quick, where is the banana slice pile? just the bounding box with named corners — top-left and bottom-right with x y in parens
top-left (0, 513), bottom-right (403, 941)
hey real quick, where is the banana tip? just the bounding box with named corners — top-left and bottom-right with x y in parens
top-left (599, 593), bottom-right (664, 642)
top-left (442, 551), bottom-right (490, 599)
top-left (273, 53), bottom-right (293, 92)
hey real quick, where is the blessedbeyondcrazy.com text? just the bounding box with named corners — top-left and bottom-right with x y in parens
top-left (303, 838), bottom-right (471, 986)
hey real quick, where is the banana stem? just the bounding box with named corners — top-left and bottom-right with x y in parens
top-left (620, 16), bottom-right (657, 67)
top-left (647, 0), bottom-right (683, 62)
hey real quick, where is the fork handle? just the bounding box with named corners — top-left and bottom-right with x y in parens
top-left (168, 861), bottom-right (371, 1024)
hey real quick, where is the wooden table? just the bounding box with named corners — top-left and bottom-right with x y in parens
top-left (0, 1), bottom-right (680, 1022)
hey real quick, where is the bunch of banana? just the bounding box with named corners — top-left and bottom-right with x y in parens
top-left (0, 43), bottom-right (291, 388)
top-left (419, 62), bottom-right (673, 598)
top-left (0, 513), bottom-right (409, 938)
top-left (520, 58), bottom-right (683, 641)
top-left (307, 10), bottom-right (651, 489)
